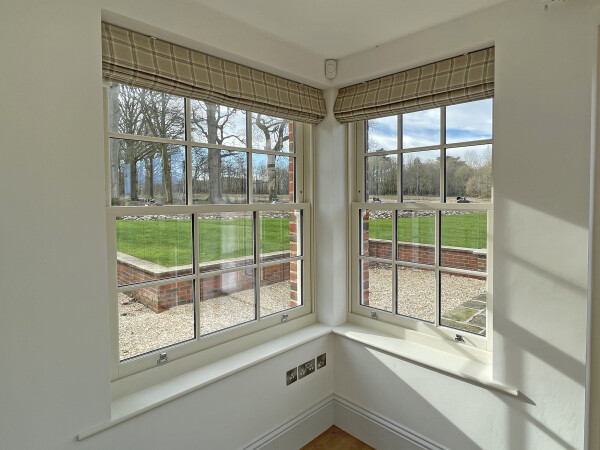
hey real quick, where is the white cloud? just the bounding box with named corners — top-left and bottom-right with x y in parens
top-left (446, 99), bottom-right (493, 142)
top-left (367, 115), bottom-right (398, 151)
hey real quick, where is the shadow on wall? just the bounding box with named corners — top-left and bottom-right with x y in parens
top-left (493, 318), bottom-right (584, 450)
top-left (336, 340), bottom-right (482, 449)
top-left (336, 330), bottom-right (583, 450)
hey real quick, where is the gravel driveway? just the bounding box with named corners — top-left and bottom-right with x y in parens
top-left (119, 268), bottom-right (486, 360)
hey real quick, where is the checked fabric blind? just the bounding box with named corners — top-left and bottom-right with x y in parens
top-left (333, 47), bottom-right (494, 123)
top-left (101, 23), bottom-right (326, 124)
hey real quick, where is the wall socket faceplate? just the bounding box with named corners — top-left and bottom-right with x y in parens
top-left (286, 353), bottom-right (324, 385)
top-left (316, 353), bottom-right (326, 369)
top-left (286, 367), bottom-right (298, 385)
top-left (298, 358), bottom-right (315, 379)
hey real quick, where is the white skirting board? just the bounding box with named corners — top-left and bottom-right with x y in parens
top-left (243, 395), bottom-right (446, 450)
top-left (333, 396), bottom-right (447, 450)
top-left (243, 396), bottom-right (334, 450)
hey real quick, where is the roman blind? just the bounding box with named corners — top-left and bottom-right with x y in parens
top-left (333, 47), bottom-right (494, 123)
top-left (102, 23), bottom-right (326, 124)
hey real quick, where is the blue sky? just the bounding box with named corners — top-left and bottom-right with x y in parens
top-left (367, 98), bottom-right (493, 151)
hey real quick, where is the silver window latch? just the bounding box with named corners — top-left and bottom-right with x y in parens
top-left (157, 352), bottom-right (168, 365)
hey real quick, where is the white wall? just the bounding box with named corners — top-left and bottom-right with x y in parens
top-left (315, 88), bottom-right (348, 327)
top-left (0, 2), bottom-right (332, 449)
top-left (0, 0), bottom-right (597, 449)
top-left (332, 0), bottom-right (598, 449)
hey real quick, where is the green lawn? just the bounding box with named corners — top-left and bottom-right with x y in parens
top-left (116, 213), bottom-right (487, 267)
top-left (368, 213), bottom-right (487, 249)
top-left (117, 217), bottom-right (291, 267)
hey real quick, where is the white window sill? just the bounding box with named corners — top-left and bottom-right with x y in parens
top-left (78, 323), bottom-right (332, 441)
top-left (78, 320), bottom-right (518, 441)
top-left (333, 321), bottom-right (518, 397)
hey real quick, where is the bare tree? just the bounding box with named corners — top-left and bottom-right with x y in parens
top-left (109, 85), bottom-right (184, 204)
top-left (191, 101), bottom-right (245, 203)
top-left (253, 114), bottom-right (289, 202)
top-left (141, 90), bottom-right (185, 204)
top-left (109, 85), bottom-right (154, 203)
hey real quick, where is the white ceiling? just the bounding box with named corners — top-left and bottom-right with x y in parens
top-left (191, 0), bottom-right (505, 60)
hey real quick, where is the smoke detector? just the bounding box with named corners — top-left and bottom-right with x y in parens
top-left (325, 59), bottom-right (337, 80)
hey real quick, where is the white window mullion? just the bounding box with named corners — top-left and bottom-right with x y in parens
top-left (294, 122), bottom-right (302, 203)
top-left (247, 112), bottom-right (254, 204)
top-left (440, 107), bottom-right (447, 203)
top-left (357, 124), bottom-right (366, 202)
top-left (392, 209), bottom-right (398, 315)
top-left (185, 98), bottom-right (193, 206)
top-left (398, 114), bottom-right (403, 203)
top-left (437, 107), bottom-right (446, 327)
top-left (435, 211), bottom-right (441, 327)
top-left (254, 210), bottom-right (261, 322)
top-left (192, 211), bottom-right (201, 342)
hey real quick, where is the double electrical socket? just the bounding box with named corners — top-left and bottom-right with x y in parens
top-left (286, 353), bottom-right (326, 385)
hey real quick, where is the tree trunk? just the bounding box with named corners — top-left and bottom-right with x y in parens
top-left (268, 154), bottom-right (277, 202)
top-left (130, 159), bottom-right (139, 202)
top-left (145, 157), bottom-right (154, 199)
top-left (160, 144), bottom-right (173, 204)
top-left (206, 103), bottom-right (223, 203)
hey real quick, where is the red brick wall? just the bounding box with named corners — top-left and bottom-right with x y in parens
top-left (117, 253), bottom-right (293, 313)
top-left (367, 239), bottom-right (486, 273)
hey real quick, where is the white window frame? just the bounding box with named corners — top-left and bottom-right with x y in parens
top-left (349, 101), bottom-right (493, 353)
top-left (103, 83), bottom-right (314, 379)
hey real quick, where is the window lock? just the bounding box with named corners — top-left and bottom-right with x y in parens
top-left (157, 352), bottom-right (168, 365)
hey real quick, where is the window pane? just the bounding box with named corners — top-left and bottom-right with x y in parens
top-left (116, 215), bottom-right (192, 287)
top-left (441, 211), bottom-right (487, 272)
top-left (108, 83), bottom-right (185, 140)
top-left (260, 210), bottom-right (302, 262)
top-left (402, 150), bottom-right (440, 202)
top-left (440, 272), bottom-right (486, 335)
top-left (446, 145), bottom-right (492, 203)
top-left (198, 212), bottom-right (254, 272)
top-left (360, 209), bottom-right (392, 259)
top-left (191, 148), bottom-right (247, 204)
top-left (366, 155), bottom-right (397, 202)
top-left (260, 261), bottom-right (302, 317)
top-left (119, 280), bottom-right (194, 360)
top-left (360, 260), bottom-right (393, 312)
top-left (397, 267), bottom-right (435, 322)
top-left (446, 99), bottom-right (493, 144)
top-left (110, 139), bottom-right (186, 206)
top-left (397, 210), bottom-right (435, 265)
top-left (402, 107), bottom-right (440, 149)
top-left (252, 113), bottom-right (293, 152)
top-left (253, 154), bottom-right (293, 203)
top-left (199, 269), bottom-right (256, 335)
top-left (190, 100), bottom-right (246, 147)
top-left (366, 116), bottom-right (397, 152)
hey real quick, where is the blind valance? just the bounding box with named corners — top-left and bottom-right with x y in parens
top-left (333, 47), bottom-right (494, 123)
top-left (102, 23), bottom-right (326, 124)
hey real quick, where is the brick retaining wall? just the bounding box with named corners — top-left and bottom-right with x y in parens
top-left (368, 239), bottom-right (486, 273)
top-left (117, 252), bottom-right (292, 312)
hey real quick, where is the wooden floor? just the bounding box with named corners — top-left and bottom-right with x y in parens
top-left (300, 425), bottom-right (374, 449)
